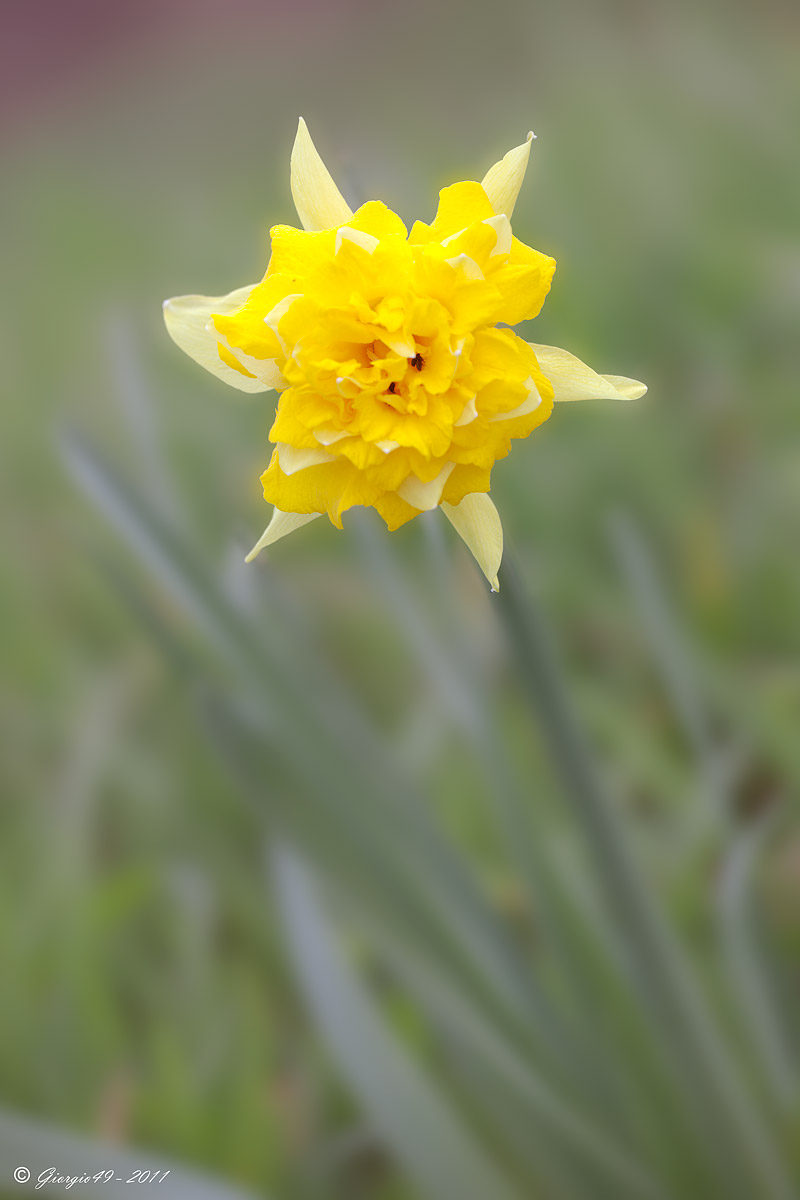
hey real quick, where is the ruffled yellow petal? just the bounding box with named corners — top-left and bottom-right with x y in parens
top-left (530, 344), bottom-right (647, 402)
top-left (163, 287), bottom-right (278, 393)
top-left (291, 118), bottom-right (354, 232)
top-left (245, 508), bottom-right (319, 562)
top-left (480, 132), bottom-right (534, 219)
top-left (441, 492), bottom-right (503, 592)
top-left (262, 454), bottom-right (383, 529)
top-left (440, 463), bottom-right (493, 506)
top-left (429, 181), bottom-right (495, 238)
top-left (347, 201), bottom-right (409, 241)
top-left (374, 491), bottom-right (421, 531)
top-left (267, 225), bottom-right (337, 278)
top-left (492, 256), bottom-right (556, 324)
top-left (408, 182), bottom-right (494, 247)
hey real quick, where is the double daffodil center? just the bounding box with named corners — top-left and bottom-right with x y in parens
top-left (285, 284), bottom-right (458, 426)
top-left (382, 350), bottom-right (426, 413)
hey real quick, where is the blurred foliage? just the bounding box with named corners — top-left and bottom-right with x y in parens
top-left (1, 0), bottom-right (799, 1196)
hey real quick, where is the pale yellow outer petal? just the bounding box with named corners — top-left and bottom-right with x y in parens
top-left (529, 344), bottom-right (648, 402)
top-left (163, 287), bottom-right (282, 393)
top-left (245, 508), bottom-right (320, 562)
top-left (276, 444), bottom-right (338, 475)
top-left (291, 117), bottom-right (354, 232)
top-left (398, 463), bottom-right (455, 511)
top-left (441, 493), bottom-right (503, 592)
top-left (597, 374), bottom-right (649, 400)
top-left (480, 132), bottom-right (534, 218)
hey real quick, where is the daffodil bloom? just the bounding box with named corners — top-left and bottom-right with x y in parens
top-left (164, 120), bottom-right (645, 589)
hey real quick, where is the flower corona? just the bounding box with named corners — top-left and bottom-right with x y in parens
top-left (164, 120), bottom-right (645, 589)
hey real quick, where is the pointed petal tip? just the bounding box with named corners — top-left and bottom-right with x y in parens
top-left (246, 508), bottom-right (320, 562)
top-left (531, 344), bottom-right (648, 404)
top-left (163, 285), bottom-right (274, 393)
top-left (290, 117), bottom-right (353, 232)
top-left (599, 373), bottom-right (648, 401)
top-left (441, 493), bottom-right (503, 591)
top-left (480, 133), bottom-right (535, 218)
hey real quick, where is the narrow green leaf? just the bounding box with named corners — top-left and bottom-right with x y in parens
top-left (609, 512), bottom-right (711, 762)
top-left (62, 436), bottom-right (553, 1055)
top-left (273, 845), bottom-right (522, 1200)
top-left (718, 819), bottom-right (799, 1111)
top-left (341, 886), bottom-right (670, 1200)
top-left (496, 550), bottom-right (797, 1200)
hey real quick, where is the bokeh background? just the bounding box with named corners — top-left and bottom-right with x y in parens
top-left (2, 0), bottom-right (799, 1197)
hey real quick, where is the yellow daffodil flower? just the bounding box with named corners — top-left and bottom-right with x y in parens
top-left (164, 119), bottom-right (646, 590)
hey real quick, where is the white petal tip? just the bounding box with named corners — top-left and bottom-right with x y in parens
top-left (527, 131), bottom-right (536, 142)
top-left (291, 116), bottom-right (353, 231)
top-left (162, 285), bottom-right (271, 393)
top-left (600, 374), bottom-right (648, 401)
top-left (246, 509), bottom-right (320, 562)
top-left (531, 345), bottom-right (648, 404)
top-left (480, 133), bottom-right (535, 218)
top-left (441, 493), bottom-right (503, 592)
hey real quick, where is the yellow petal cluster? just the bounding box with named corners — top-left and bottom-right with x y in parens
top-left (164, 120), bottom-right (646, 590)
top-left (214, 188), bottom-right (555, 531)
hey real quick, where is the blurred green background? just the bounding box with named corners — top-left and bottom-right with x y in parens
top-left (2, 0), bottom-right (799, 1197)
